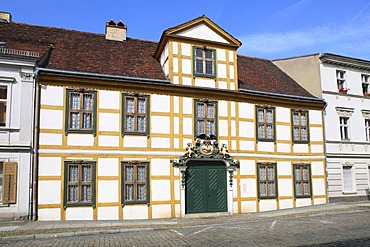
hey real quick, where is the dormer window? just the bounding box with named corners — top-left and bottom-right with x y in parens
top-left (362, 74), bottom-right (369, 96)
top-left (193, 46), bottom-right (216, 78)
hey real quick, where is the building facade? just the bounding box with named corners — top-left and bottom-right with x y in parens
top-left (274, 53), bottom-right (370, 202)
top-left (2, 16), bottom-right (327, 221)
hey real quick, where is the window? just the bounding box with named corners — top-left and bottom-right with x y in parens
top-left (256, 106), bottom-right (275, 141)
top-left (122, 161), bottom-right (149, 205)
top-left (292, 110), bottom-right (309, 143)
top-left (257, 163), bottom-right (277, 199)
top-left (193, 46), bottom-right (216, 78)
top-left (65, 89), bottom-right (97, 134)
top-left (336, 70), bottom-right (347, 92)
top-left (362, 74), bottom-right (369, 95)
top-left (340, 116), bottom-right (350, 140)
top-left (365, 119), bottom-right (370, 142)
top-left (64, 160), bottom-right (95, 207)
top-left (294, 164), bottom-right (311, 198)
top-left (0, 86), bottom-right (7, 127)
top-left (0, 162), bottom-right (17, 204)
top-left (194, 99), bottom-right (217, 137)
top-left (343, 165), bottom-right (354, 192)
top-left (122, 94), bottom-right (150, 136)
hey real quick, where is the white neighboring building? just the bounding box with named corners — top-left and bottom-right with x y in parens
top-left (0, 46), bottom-right (38, 219)
top-left (274, 53), bottom-right (370, 202)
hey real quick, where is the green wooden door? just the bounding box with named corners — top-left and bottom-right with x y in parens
top-left (185, 161), bottom-right (227, 214)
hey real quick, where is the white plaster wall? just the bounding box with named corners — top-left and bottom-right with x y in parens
top-left (276, 107), bottom-right (290, 123)
top-left (151, 137), bottom-right (170, 148)
top-left (174, 117), bottom-right (179, 135)
top-left (313, 179), bottom-right (326, 195)
top-left (99, 113), bottom-right (119, 132)
top-left (309, 110), bottom-right (322, 125)
top-left (239, 103), bottom-right (254, 118)
top-left (39, 133), bottom-right (62, 145)
top-left (239, 160), bottom-right (255, 175)
top-left (67, 134), bottom-right (94, 146)
top-left (152, 180), bottom-right (171, 201)
top-left (174, 180), bottom-right (180, 201)
top-left (123, 205), bottom-right (148, 219)
top-left (124, 136), bottom-right (147, 148)
top-left (172, 42), bottom-right (178, 54)
top-left (98, 135), bottom-right (119, 147)
top-left (183, 138), bottom-right (193, 149)
top-left (173, 57), bottom-right (178, 73)
top-left (98, 181), bottom-right (119, 203)
top-left (152, 204), bottom-right (171, 219)
top-left (151, 95), bottom-right (170, 113)
top-left (98, 206), bottom-right (119, 220)
top-left (152, 116), bottom-right (170, 134)
top-left (39, 157), bottom-right (61, 176)
top-left (239, 121), bottom-right (254, 138)
top-left (278, 179), bottom-right (293, 196)
top-left (293, 144), bottom-right (309, 153)
top-left (257, 142), bottom-right (274, 152)
top-left (41, 86), bottom-right (64, 106)
top-left (241, 201), bottom-right (257, 213)
top-left (38, 181), bottom-right (61, 204)
top-left (195, 78), bottom-right (215, 88)
top-left (314, 198), bottom-right (326, 205)
top-left (230, 102), bottom-right (235, 117)
top-left (174, 138), bottom-right (179, 149)
top-left (230, 65), bottom-right (235, 80)
top-left (240, 179), bottom-right (256, 197)
top-left (182, 98), bottom-right (193, 114)
top-left (182, 59), bottom-right (192, 75)
top-left (219, 120), bottom-right (228, 137)
top-left (295, 198), bottom-right (311, 207)
top-left (229, 51), bottom-right (234, 62)
top-left (279, 200), bottom-right (294, 209)
top-left (311, 145), bottom-right (324, 153)
top-left (217, 49), bottom-right (226, 61)
top-left (38, 208), bottom-right (61, 221)
top-left (219, 81), bottom-right (227, 89)
top-left (40, 109), bottom-right (63, 129)
top-left (276, 125), bottom-right (290, 140)
top-left (239, 141), bottom-right (254, 151)
top-left (218, 64), bottom-right (227, 78)
top-left (181, 43), bottom-right (191, 56)
top-left (259, 200), bottom-right (277, 212)
top-left (219, 101), bottom-right (227, 117)
top-left (151, 159), bottom-right (170, 176)
top-left (175, 204), bottom-right (181, 217)
top-left (66, 207), bottom-right (93, 220)
top-left (277, 143), bottom-right (291, 153)
top-left (311, 162), bottom-right (324, 175)
top-left (174, 97), bottom-right (179, 113)
top-left (99, 90), bottom-right (119, 109)
top-left (183, 118), bottom-right (192, 135)
top-left (177, 24), bottom-right (228, 44)
top-left (182, 77), bottom-right (192, 86)
top-left (98, 158), bottom-right (118, 176)
top-left (310, 127), bottom-right (323, 142)
top-left (277, 162), bottom-right (292, 175)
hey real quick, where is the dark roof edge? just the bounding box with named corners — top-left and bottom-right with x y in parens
top-left (239, 88), bottom-right (325, 104)
top-left (272, 53), bottom-right (320, 62)
top-left (37, 68), bottom-right (170, 84)
top-left (319, 53), bottom-right (370, 71)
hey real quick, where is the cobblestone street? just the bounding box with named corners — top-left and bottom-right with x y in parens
top-left (1, 209), bottom-right (369, 246)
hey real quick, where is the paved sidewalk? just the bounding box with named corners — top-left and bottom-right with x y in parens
top-left (1, 201), bottom-right (369, 241)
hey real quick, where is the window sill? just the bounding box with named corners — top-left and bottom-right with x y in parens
top-left (193, 73), bottom-right (216, 79)
top-left (295, 195), bottom-right (312, 199)
top-left (0, 127), bottom-right (20, 132)
top-left (122, 201), bottom-right (149, 206)
top-left (342, 191), bottom-right (357, 195)
top-left (63, 202), bottom-right (94, 208)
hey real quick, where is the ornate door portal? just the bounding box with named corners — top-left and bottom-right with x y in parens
top-left (173, 135), bottom-right (239, 216)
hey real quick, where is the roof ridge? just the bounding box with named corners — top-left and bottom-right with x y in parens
top-left (237, 54), bottom-right (269, 61)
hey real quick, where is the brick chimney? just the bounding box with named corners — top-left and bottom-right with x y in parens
top-left (105, 19), bottom-right (127, 41)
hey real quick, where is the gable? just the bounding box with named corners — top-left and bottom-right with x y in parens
top-left (175, 23), bottom-right (229, 44)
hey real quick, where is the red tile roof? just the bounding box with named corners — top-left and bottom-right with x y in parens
top-left (237, 55), bottom-right (314, 97)
top-left (1, 22), bottom-right (314, 98)
top-left (0, 22), bottom-right (167, 80)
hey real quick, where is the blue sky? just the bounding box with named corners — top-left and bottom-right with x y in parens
top-left (2, 0), bottom-right (370, 60)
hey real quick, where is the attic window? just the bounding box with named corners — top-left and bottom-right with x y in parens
top-left (193, 46), bottom-right (216, 78)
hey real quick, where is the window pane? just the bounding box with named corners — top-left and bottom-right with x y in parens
top-left (207, 105), bottom-right (215, 118)
top-left (205, 61), bottom-right (213, 74)
top-left (197, 120), bottom-right (204, 135)
top-left (207, 120), bottom-right (214, 135)
top-left (125, 166), bottom-right (134, 182)
top-left (196, 60), bottom-right (203, 74)
top-left (126, 98), bottom-right (135, 113)
top-left (343, 166), bottom-right (352, 191)
top-left (260, 182), bottom-right (266, 196)
top-left (259, 166), bottom-right (266, 180)
top-left (138, 116), bottom-right (146, 132)
top-left (68, 185), bottom-right (78, 202)
top-left (293, 113), bottom-right (299, 125)
top-left (301, 128), bottom-right (307, 140)
top-left (268, 166), bottom-right (274, 179)
top-left (266, 110), bottom-right (273, 123)
top-left (300, 114), bottom-right (307, 126)
top-left (296, 182), bottom-right (302, 195)
top-left (303, 182), bottom-right (309, 195)
top-left (0, 102), bottom-right (6, 127)
top-left (82, 113), bottom-right (92, 129)
top-left (70, 112), bottom-right (80, 129)
top-left (205, 50), bottom-right (212, 59)
top-left (137, 166), bottom-right (145, 181)
top-left (125, 184), bottom-right (134, 201)
top-left (0, 163), bottom-right (2, 201)
top-left (195, 49), bottom-right (203, 58)
top-left (267, 125), bottom-right (273, 139)
top-left (71, 93), bottom-right (80, 110)
top-left (138, 98), bottom-right (146, 113)
top-left (69, 165), bottom-right (78, 182)
top-left (0, 87), bottom-right (7, 100)
top-left (295, 167), bottom-right (301, 180)
top-left (258, 125), bottom-right (265, 138)
top-left (82, 165), bottom-right (91, 182)
top-left (268, 182), bottom-right (275, 195)
top-left (137, 184), bottom-right (146, 200)
top-left (126, 116), bottom-right (134, 131)
top-left (197, 104), bottom-right (204, 118)
top-left (293, 127), bottom-right (300, 140)
top-left (83, 94), bottom-right (92, 110)
top-left (258, 110), bottom-right (264, 123)
top-left (82, 185), bottom-right (91, 202)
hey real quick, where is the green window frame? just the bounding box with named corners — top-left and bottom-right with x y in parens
top-left (256, 106), bottom-right (275, 142)
top-left (257, 163), bottom-right (278, 199)
top-left (293, 164), bottom-right (312, 198)
top-left (63, 160), bottom-right (96, 208)
top-left (291, 109), bottom-right (310, 144)
top-left (193, 46), bottom-right (216, 78)
top-left (194, 99), bottom-right (218, 138)
top-left (121, 161), bottom-right (150, 205)
top-left (65, 89), bottom-right (97, 135)
top-left (122, 94), bottom-right (150, 136)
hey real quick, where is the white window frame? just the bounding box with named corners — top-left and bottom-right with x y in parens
top-left (336, 70), bottom-right (346, 91)
top-left (336, 107), bottom-right (353, 141)
top-left (0, 161), bottom-right (3, 203)
top-left (339, 116), bottom-right (350, 141)
top-left (342, 163), bottom-right (356, 194)
top-left (0, 77), bottom-right (14, 129)
top-left (365, 119), bottom-right (370, 142)
top-left (362, 74), bottom-right (369, 95)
